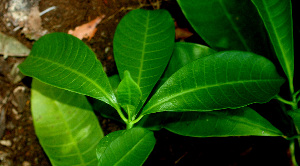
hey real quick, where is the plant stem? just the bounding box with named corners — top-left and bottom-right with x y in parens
top-left (276, 95), bottom-right (296, 107)
top-left (116, 107), bottom-right (128, 124)
top-left (126, 121), bottom-right (134, 129)
top-left (290, 139), bottom-right (299, 166)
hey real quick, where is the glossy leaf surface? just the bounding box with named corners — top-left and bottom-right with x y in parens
top-left (113, 9), bottom-right (175, 103)
top-left (142, 51), bottom-right (285, 115)
top-left (91, 75), bottom-right (121, 122)
top-left (160, 42), bottom-right (216, 86)
top-left (117, 71), bottom-right (142, 118)
top-left (31, 79), bottom-right (104, 166)
top-left (19, 33), bottom-right (118, 109)
top-left (164, 107), bottom-right (283, 137)
top-left (177, 0), bottom-right (266, 53)
top-left (251, 0), bottom-right (294, 88)
top-left (96, 127), bottom-right (155, 166)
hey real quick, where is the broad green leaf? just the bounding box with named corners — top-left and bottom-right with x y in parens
top-left (177, 0), bottom-right (267, 53)
top-left (142, 51), bottom-right (285, 115)
top-left (117, 71), bottom-right (142, 119)
top-left (113, 9), bottom-right (175, 103)
top-left (159, 42), bottom-right (216, 86)
top-left (96, 127), bottom-right (156, 166)
top-left (251, 0), bottom-right (294, 90)
top-left (164, 107), bottom-right (283, 137)
top-left (31, 79), bottom-right (104, 166)
top-left (19, 33), bottom-right (119, 110)
top-left (139, 43), bottom-right (216, 130)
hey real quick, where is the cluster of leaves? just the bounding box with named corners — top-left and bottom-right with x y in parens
top-left (18, 0), bottom-right (298, 165)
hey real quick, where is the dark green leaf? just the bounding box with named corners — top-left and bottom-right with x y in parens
top-left (251, 0), bottom-right (294, 89)
top-left (31, 79), bottom-right (104, 165)
top-left (177, 0), bottom-right (267, 53)
top-left (159, 42), bottom-right (216, 86)
top-left (164, 107), bottom-right (283, 137)
top-left (19, 33), bottom-right (119, 110)
top-left (113, 9), bottom-right (175, 103)
top-left (142, 51), bottom-right (285, 115)
top-left (96, 127), bottom-right (155, 166)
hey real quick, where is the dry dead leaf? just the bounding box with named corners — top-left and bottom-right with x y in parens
top-left (21, 5), bottom-right (48, 40)
top-left (68, 15), bottom-right (105, 41)
top-left (175, 21), bottom-right (193, 40)
top-left (0, 32), bottom-right (30, 59)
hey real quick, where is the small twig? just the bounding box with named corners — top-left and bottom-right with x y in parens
top-left (40, 6), bottom-right (57, 16)
top-left (174, 152), bottom-right (188, 164)
top-left (275, 95), bottom-right (295, 106)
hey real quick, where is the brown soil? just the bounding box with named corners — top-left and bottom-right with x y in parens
top-left (0, 0), bottom-right (293, 166)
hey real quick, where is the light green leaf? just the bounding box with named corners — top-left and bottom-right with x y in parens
top-left (113, 9), bottom-right (175, 103)
top-left (251, 0), bottom-right (294, 90)
top-left (96, 127), bottom-right (156, 166)
top-left (117, 71), bottom-right (142, 118)
top-left (31, 79), bottom-right (104, 166)
top-left (19, 33), bottom-right (119, 110)
top-left (164, 107), bottom-right (283, 137)
top-left (177, 0), bottom-right (267, 53)
top-left (142, 51), bottom-right (285, 115)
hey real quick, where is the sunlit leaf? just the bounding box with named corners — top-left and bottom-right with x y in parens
top-left (19, 33), bottom-right (119, 109)
top-left (31, 79), bottom-right (104, 166)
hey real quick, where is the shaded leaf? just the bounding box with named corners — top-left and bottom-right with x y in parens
top-left (251, 0), bottom-right (294, 89)
top-left (164, 107), bottom-right (283, 137)
top-left (177, 0), bottom-right (267, 53)
top-left (90, 75), bottom-right (122, 122)
top-left (31, 79), bottom-right (104, 166)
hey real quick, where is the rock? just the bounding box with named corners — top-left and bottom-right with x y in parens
top-left (0, 140), bottom-right (12, 147)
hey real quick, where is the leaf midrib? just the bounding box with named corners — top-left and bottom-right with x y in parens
top-left (46, 92), bottom-right (85, 165)
top-left (113, 132), bottom-right (151, 166)
top-left (137, 11), bottom-right (150, 86)
top-left (261, 0), bottom-right (293, 81)
top-left (219, 0), bottom-right (251, 51)
top-left (31, 55), bottom-right (117, 108)
top-left (143, 78), bottom-right (282, 115)
top-left (207, 110), bottom-right (282, 135)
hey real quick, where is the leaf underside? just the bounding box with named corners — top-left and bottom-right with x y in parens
top-left (31, 79), bottom-right (104, 166)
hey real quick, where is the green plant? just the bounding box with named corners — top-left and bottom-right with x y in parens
top-left (18, 0), bottom-right (299, 165)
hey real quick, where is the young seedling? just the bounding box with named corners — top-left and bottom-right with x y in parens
top-left (19, 0), bottom-right (299, 164)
